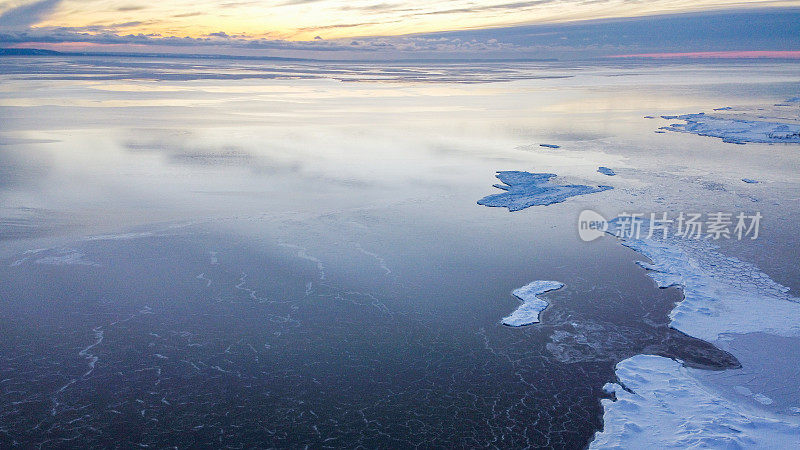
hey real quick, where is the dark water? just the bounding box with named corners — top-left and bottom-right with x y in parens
top-left (0, 217), bottom-right (738, 448)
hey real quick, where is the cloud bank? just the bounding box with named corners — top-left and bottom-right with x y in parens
top-left (1, 6), bottom-right (798, 60)
top-left (0, 0), bottom-right (63, 28)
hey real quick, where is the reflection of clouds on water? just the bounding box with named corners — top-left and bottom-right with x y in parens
top-left (122, 131), bottom-right (302, 172)
top-left (0, 137), bottom-right (60, 146)
top-left (0, 207), bottom-right (66, 242)
top-left (118, 129), bottom-right (397, 190)
top-left (120, 129), bottom-right (380, 190)
top-left (0, 57), bottom-right (574, 84)
top-left (0, 139), bottom-right (61, 239)
top-left (0, 142), bottom-right (50, 190)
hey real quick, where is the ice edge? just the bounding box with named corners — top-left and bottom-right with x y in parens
top-left (590, 219), bottom-right (800, 448)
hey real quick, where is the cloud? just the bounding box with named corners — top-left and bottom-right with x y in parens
top-left (1, 8), bottom-right (798, 60)
top-left (279, 0), bottom-right (326, 5)
top-left (111, 21), bottom-right (147, 29)
top-left (116, 5), bottom-right (147, 12)
top-left (0, 0), bottom-right (63, 28)
top-left (172, 12), bottom-right (203, 18)
top-left (0, 24), bottom-right (523, 57)
top-left (338, 3), bottom-right (413, 13)
top-left (413, 0), bottom-right (555, 16)
top-left (0, 27), bottom-right (365, 51)
top-left (122, 133), bottom-right (302, 173)
top-left (298, 22), bottom-right (388, 32)
top-left (419, 0), bottom-right (559, 16)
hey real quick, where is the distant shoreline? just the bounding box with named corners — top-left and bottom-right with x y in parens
top-left (0, 48), bottom-right (559, 64)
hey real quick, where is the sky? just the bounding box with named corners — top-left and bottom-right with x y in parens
top-left (0, 0), bottom-right (799, 58)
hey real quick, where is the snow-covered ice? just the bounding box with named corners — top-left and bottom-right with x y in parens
top-left (592, 218), bottom-right (800, 448)
top-left (502, 280), bottom-right (564, 327)
top-left (660, 112), bottom-right (800, 144)
top-left (478, 171), bottom-right (612, 212)
top-left (605, 218), bottom-right (800, 343)
top-left (597, 167), bottom-right (616, 176)
top-left (591, 355), bottom-right (800, 449)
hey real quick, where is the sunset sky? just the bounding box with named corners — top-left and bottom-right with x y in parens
top-left (1, 0), bottom-right (799, 58)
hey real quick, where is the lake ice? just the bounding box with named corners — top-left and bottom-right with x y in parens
top-left (1, 55), bottom-right (798, 448)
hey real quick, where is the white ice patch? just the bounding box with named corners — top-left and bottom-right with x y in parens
top-left (660, 113), bottom-right (800, 144)
top-left (734, 386), bottom-right (774, 406)
top-left (502, 280), bottom-right (564, 327)
top-left (591, 355), bottom-right (800, 449)
top-left (85, 231), bottom-right (154, 241)
top-left (34, 249), bottom-right (99, 266)
top-left (606, 220), bottom-right (800, 343)
top-left (478, 171), bottom-right (613, 212)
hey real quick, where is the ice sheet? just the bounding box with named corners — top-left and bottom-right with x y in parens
top-left (592, 355), bottom-right (800, 449)
top-left (660, 113), bottom-right (800, 144)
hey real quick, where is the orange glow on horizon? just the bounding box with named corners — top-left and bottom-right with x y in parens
top-left (4, 0), bottom-right (796, 42)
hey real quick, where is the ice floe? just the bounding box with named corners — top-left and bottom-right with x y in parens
top-left (597, 167), bottom-right (616, 176)
top-left (502, 280), bottom-right (564, 327)
top-left (659, 112), bottom-right (800, 144)
top-left (742, 178), bottom-right (759, 184)
top-left (478, 171), bottom-right (612, 212)
top-left (591, 355), bottom-right (800, 449)
top-left (540, 144), bottom-right (561, 149)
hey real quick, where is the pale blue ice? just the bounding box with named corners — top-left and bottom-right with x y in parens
top-left (478, 171), bottom-right (613, 212)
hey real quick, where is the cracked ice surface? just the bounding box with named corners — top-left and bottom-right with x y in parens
top-left (478, 171), bottom-right (612, 212)
top-left (502, 280), bottom-right (564, 327)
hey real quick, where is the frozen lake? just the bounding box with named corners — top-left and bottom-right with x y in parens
top-left (1, 56), bottom-right (799, 447)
